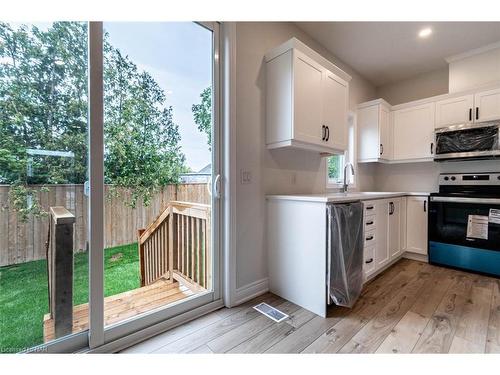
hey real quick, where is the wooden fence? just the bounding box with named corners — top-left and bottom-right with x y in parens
top-left (0, 183), bottom-right (210, 267)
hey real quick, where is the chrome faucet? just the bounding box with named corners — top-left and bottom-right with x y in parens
top-left (342, 163), bottom-right (355, 193)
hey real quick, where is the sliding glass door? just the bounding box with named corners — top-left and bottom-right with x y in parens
top-left (0, 21), bottom-right (220, 353)
top-left (99, 21), bottom-right (220, 342)
top-left (0, 22), bottom-right (90, 352)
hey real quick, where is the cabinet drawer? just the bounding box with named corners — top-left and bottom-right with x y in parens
top-left (364, 229), bottom-right (376, 247)
top-left (363, 245), bottom-right (376, 275)
top-left (364, 202), bottom-right (376, 216)
top-left (364, 215), bottom-right (376, 230)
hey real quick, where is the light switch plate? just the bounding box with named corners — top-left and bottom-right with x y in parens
top-left (240, 169), bottom-right (252, 184)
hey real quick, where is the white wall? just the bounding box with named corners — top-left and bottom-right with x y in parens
top-left (234, 22), bottom-right (377, 297)
top-left (449, 45), bottom-right (500, 93)
top-left (374, 160), bottom-right (500, 193)
top-left (376, 67), bottom-right (449, 105)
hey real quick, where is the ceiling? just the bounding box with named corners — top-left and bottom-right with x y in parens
top-left (295, 22), bottom-right (500, 87)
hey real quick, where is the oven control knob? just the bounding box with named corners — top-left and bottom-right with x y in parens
top-left (444, 176), bottom-right (449, 181)
top-left (451, 176), bottom-right (456, 181)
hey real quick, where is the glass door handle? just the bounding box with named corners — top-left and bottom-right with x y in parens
top-left (213, 174), bottom-right (221, 199)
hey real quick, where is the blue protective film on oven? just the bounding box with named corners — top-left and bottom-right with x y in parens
top-left (429, 241), bottom-right (500, 277)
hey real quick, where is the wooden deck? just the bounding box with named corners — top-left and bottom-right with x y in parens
top-left (43, 278), bottom-right (195, 342)
top-left (122, 259), bottom-right (500, 354)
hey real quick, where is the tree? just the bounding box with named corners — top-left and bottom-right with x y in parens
top-left (0, 22), bottom-right (187, 215)
top-left (192, 87), bottom-right (212, 151)
top-left (328, 155), bottom-right (341, 182)
top-left (104, 49), bottom-right (186, 207)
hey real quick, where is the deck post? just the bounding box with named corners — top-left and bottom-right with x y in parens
top-left (168, 206), bottom-right (175, 280)
top-left (48, 206), bottom-right (75, 339)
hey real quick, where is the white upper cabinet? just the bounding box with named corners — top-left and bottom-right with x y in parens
top-left (357, 100), bottom-right (392, 162)
top-left (392, 102), bottom-right (435, 161)
top-left (265, 39), bottom-right (350, 154)
top-left (323, 71), bottom-right (349, 151)
top-left (293, 51), bottom-right (324, 146)
top-left (357, 83), bottom-right (500, 164)
top-left (475, 87), bottom-right (500, 123)
top-left (435, 88), bottom-right (500, 127)
top-left (435, 94), bottom-right (474, 128)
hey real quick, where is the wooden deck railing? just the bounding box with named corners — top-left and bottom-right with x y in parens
top-left (137, 201), bottom-right (211, 291)
top-left (47, 207), bottom-right (75, 339)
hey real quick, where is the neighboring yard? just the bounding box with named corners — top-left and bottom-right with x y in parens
top-left (0, 243), bottom-right (140, 353)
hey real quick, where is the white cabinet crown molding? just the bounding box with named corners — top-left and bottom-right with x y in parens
top-left (377, 81), bottom-right (500, 111)
top-left (264, 37), bottom-right (352, 83)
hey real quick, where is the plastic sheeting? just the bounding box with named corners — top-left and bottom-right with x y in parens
top-left (327, 202), bottom-right (364, 308)
top-left (436, 125), bottom-right (499, 155)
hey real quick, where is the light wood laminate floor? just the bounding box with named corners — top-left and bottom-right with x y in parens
top-left (122, 259), bottom-right (500, 354)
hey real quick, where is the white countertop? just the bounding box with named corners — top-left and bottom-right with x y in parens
top-left (266, 191), bottom-right (431, 203)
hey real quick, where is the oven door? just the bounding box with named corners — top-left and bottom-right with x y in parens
top-left (428, 196), bottom-right (500, 276)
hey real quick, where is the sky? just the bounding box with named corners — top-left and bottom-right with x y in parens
top-left (104, 22), bottom-right (212, 172)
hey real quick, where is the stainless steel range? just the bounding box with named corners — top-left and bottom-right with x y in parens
top-left (428, 172), bottom-right (500, 277)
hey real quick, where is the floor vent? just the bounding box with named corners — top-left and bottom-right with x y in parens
top-left (253, 302), bottom-right (289, 322)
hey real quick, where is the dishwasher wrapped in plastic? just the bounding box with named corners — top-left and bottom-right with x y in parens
top-left (327, 202), bottom-right (364, 308)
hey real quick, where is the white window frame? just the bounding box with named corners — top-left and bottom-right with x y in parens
top-left (326, 111), bottom-right (357, 190)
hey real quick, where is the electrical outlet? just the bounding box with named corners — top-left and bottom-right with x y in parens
top-left (240, 170), bottom-right (252, 184)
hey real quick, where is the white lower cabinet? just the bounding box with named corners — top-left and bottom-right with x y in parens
top-left (363, 245), bottom-right (376, 278)
top-left (266, 194), bottom-right (429, 317)
top-left (406, 196), bottom-right (428, 255)
top-left (374, 200), bottom-right (390, 268)
top-left (363, 197), bottom-right (407, 279)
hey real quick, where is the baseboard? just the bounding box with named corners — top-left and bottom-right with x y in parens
top-left (233, 277), bottom-right (269, 306)
top-left (364, 255), bottom-right (403, 283)
top-left (403, 251), bottom-right (429, 263)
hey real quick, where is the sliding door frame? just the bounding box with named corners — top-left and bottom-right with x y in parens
top-left (98, 20), bottom-right (223, 348)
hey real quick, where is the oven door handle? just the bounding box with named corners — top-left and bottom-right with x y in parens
top-left (430, 196), bottom-right (500, 204)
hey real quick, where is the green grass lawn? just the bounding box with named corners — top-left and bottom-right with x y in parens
top-left (0, 243), bottom-right (140, 353)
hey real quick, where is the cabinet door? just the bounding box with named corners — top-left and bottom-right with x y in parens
top-left (388, 198), bottom-right (401, 259)
top-left (293, 51), bottom-right (324, 145)
top-left (375, 200), bottom-right (390, 268)
top-left (323, 71), bottom-right (348, 151)
top-left (474, 87), bottom-right (500, 123)
top-left (379, 106), bottom-right (392, 160)
top-left (406, 197), bottom-right (428, 255)
top-left (435, 94), bottom-right (474, 128)
top-left (393, 103), bottom-right (435, 160)
top-left (357, 105), bottom-right (380, 161)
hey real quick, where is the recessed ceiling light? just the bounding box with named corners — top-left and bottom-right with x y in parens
top-left (418, 28), bottom-right (433, 38)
